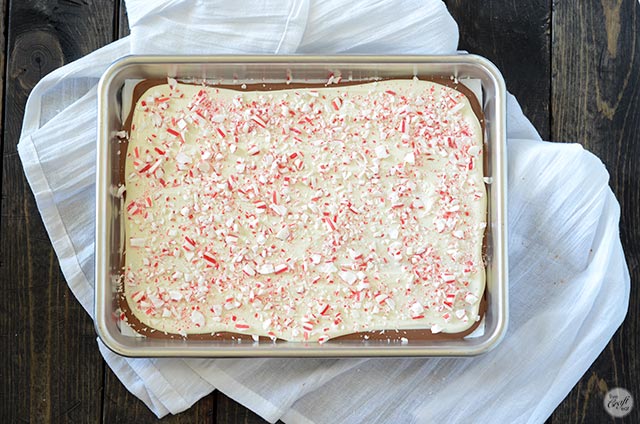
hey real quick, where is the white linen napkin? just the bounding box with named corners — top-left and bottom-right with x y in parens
top-left (17, 1), bottom-right (629, 422)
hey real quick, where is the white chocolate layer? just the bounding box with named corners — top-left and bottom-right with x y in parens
top-left (122, 78), bottom-right (486, 342)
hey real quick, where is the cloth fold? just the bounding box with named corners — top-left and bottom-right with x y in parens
top-left (17, 1), bottom-right (629, 422)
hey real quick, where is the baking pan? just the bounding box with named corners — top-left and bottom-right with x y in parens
top-left (95, 55), bottom-right (507, 357)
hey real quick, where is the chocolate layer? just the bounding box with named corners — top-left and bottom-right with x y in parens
top-left (117, 76), bottom-right (487, 343)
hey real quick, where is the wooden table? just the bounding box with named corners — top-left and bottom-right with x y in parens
top-left (1, 1), bottom-right (638, 422)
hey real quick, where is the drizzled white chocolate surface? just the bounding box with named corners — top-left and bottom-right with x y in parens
top-left (122, 78), bottom-right (486, 342)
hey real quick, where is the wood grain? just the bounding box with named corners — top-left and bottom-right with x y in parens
top-left (549, 0), bottom-right (640, 422)
top-left (117, 0), bottom-right (129, 39)
top-left (446, 0), bottom-right (552, 139)
top-left (0, 0), bottom-right (115, 422)
top-left (0, 0), bottom-right (6, 144)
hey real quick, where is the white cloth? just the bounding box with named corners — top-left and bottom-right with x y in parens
top-left (17, 1), bottom-right (629, 423)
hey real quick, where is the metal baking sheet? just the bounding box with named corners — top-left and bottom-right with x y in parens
top-left (95, 55), bottom-right (508, 357)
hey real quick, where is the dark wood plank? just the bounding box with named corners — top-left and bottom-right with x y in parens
top-left (549, 0), bottom-right (640, 422)
top-left (0, 0), bottom-right (116, 422)
top-left (117, 0), bottom-right (129, 39)
top-left (446, 0), bottom-right (552, 139)
top-left (102, 366), bottom-right (215, 423)
top-left (0, 0), bottom-right (6, 135)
